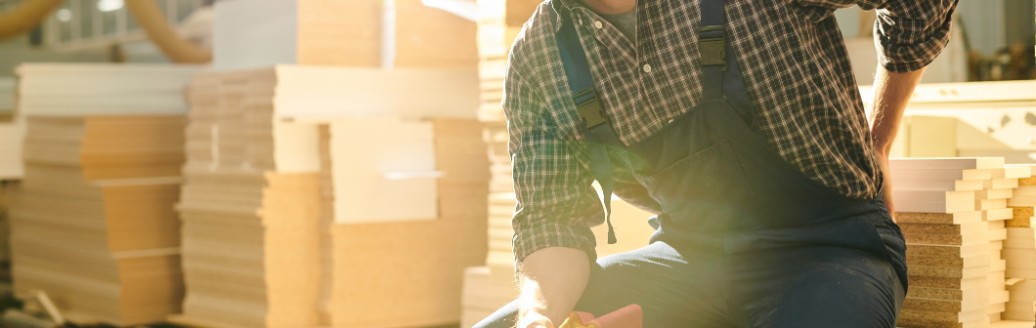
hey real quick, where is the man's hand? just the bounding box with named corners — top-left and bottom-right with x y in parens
top-left (873, 149), bottom-right (895, 215)
top-left (517, 310), bottom-right (554, 328)
top-left (517, 247), bottom-right (591, 327)
top-left (870, 65), bottom-right (926, 220)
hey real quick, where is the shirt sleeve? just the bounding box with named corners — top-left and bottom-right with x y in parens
top-left (871, 0), bottom-right (959, 72)
top-left (503, 61), bottom-right (604, 266)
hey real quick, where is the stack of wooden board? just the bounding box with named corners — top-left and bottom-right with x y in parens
top-left (320, 119), bottom-right (489, 327)
top-left (213, 0), bottom-right (477, 70)
top-left (0, 118), bottom-right (25, 179)
top-left (173, 67), bottom-right (490, 328)
top-left (1004, 165), bottom-right (1036, 321)
top-left (10, 116), bottom-right (186, 325)
top-left (173, 70), bottom-right (325, 328)
top-left (7, 64), bottom-right (200, 326)
top-left (891, 158), bottom-right (1028, 327)
top-left (0, 77), bottom-right (20, 179)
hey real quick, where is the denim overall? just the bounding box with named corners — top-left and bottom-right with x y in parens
top-left (476, 0), bottom-right (908, 326)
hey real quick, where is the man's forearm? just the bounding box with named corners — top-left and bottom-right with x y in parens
top-left (870, 66), bottom-right (926, 153)
top-left (870, 65), bottom-right (926, 216)
top-left (518, 247), bottom-right (591, 326)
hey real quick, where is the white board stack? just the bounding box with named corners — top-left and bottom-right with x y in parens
top-left (891, 158), bottom-right (1032, 327)
top-left (1003, 165), bottom-right (1036, 322)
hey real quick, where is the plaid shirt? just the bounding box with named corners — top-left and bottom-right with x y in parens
top-left (506, 0), bottom-right (958, 263)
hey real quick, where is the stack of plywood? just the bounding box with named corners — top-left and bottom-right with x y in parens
top-left (10, 116), bottom-right (186, 325)
top-left (0, 77), bottom-right (22, 179)
top-left (173, 70), bottom-right (325, 328)
top-left (7, 64), bottom-right (199, 326)
top-left (320, 118), bottom-right (489, 327)
top-left (1004, 165), bottom-right (1036, 321)
top-left (891, 158), bottom-right (1028, 327)
top-left (173, 66), bottom-right (488, 327)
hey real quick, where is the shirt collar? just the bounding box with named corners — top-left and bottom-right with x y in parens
top-left (549, 0), bottom-right (581, 32)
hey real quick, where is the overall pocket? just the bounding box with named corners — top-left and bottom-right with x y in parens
top-left (644, 138), bottom-right (753, 231)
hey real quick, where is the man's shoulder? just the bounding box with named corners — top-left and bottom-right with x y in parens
top-left (507, 1), bottom-right (559, 78)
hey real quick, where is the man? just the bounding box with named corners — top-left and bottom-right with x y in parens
top-left (476, 0), bottom-right (958, 327)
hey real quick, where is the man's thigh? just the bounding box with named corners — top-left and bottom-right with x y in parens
top-left (473, 241), bottom-right (736, 328)
top-left (733, 246), bottom-right (904, 328)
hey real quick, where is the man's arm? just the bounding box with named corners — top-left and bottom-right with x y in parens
top-left (867, 0), bottom-right (958, 215)
top-left (517, 248), bottom-right (590, 327)
top-left (503, 55), bottom-right (603, 327)
top-left (870, 66), bottom-right (925, 215)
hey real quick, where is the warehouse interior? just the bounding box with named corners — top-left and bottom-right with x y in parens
top-left (0, 0), bottom-right (1034, 327)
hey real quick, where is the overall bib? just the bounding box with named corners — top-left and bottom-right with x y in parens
top-left (476, 0), bottom-right (908, 327)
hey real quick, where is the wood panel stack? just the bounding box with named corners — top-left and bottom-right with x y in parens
top-left (1004, 165), bottom-right (1036, 321)
top-left (891, 158), bottom-right (1029, 327)
top-left (10, 116), bottom-right (186, 325)
top-left (174, 69), bottom-right (488, 327)
top-left (0, 77), bottom-right (21, 179)
top-left (172, 70), bottom-right (325, 328)
top-left (7, 64), bottom-right (200, 326)
top-left (320, 119), bottom-right (489, 327)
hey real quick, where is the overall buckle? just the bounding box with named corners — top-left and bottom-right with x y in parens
top-left (698, 25), bottom-right (727, 68)
top-left (575, 89), bottom-right (608, 129)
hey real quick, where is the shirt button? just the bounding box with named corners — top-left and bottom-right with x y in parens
top-left (594, 20), bottom-right (603, 29)
top-left (642, 64), bottom-right (652, 73)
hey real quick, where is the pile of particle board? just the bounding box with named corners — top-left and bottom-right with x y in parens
top-left (0, 118), bottom-right (25, 179)
top-left (320, 119), bottom-right (489, 327)
top-left (174, 68), bottom-right (490, 328)
top-left (1004, 165), bottom-right (1036, 321)
top-left (173, 70), bottom-right (324, 328)
top-left (7, 64), bottom-right (199, 326)
top-left (10, 116), bottom-right (186, 325)
top-left (891, 158), bottom-right (1029, 327)
top-left (0, 77), bottom-right (21, 179)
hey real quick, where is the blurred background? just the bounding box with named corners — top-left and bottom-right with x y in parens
top-left (0, 1), bottom-right (1032, 328)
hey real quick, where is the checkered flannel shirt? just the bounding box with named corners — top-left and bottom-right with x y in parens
top-left (506, 0), bottom-right (959, 264)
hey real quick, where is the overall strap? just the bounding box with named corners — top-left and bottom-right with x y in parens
top-left (699, 0), bottom-right (728, 100)
top-left (556, 5), bottom-right (621, 244)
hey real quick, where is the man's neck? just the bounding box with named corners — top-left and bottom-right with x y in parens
top-left (578, 0), bottom-right (636, 14)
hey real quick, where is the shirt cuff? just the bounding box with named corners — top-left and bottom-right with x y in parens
top-left (512, 222), bottom-right (598, 268)
top-left (874, 18), bottom-right (953, 73)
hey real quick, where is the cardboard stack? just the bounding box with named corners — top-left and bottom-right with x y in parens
top-left (891, 158), bottom-right (1028, 327)
top-left (7, 64), bottom-right (199, 326)
top-left (1003, 165), bottom-right (1036, 321)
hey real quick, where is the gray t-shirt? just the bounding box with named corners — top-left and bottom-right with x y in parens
top-left (599, 8), bottom-right (638, 42)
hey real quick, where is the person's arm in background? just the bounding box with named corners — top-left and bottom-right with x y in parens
top-left (503, 62), bottom-right (605, 327)
top-left (867, 0), bottom-right (959, 215)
